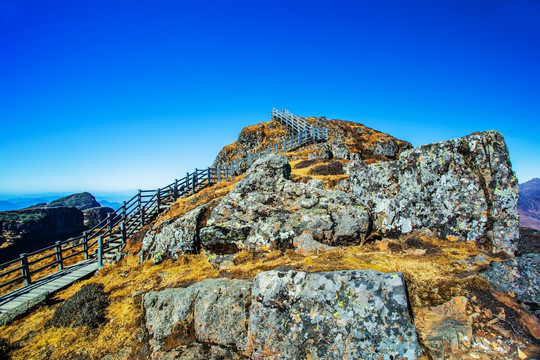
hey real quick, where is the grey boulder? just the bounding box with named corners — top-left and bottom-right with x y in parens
top-left (343, 130), bottom-right (519, 254)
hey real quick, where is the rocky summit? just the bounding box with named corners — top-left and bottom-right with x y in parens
top-left (2, 113), bottom-right (539, 360)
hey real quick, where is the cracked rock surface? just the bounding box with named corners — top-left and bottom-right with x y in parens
top-left (340, 130), bottom-right (519, 254)
top-left (200, 155), bottom-right (371, 253)
top-left (143, 269), bottom-right (422, 360)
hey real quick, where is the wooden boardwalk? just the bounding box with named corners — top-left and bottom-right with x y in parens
top-left (0, 107), bottom-right (330, 326)
top-left (0, 260), bottom-right (98, 325)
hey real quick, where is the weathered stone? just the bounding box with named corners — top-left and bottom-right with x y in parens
top-left (343, 130), bottom-right (519, 254)
top-left (247, 269), bottom-right (422, 360)
top-left (143, 278), bottom-right (251, 354)
top-left (143, 269), bottom-right (422, 360)
top-left (481, 253), bottom-right (540, 315)
top-left (200, 155), bottom-right (371, 253)
top-left (141, 204), bottom-right (209, 261)
top-left (293, 232), bottom-right (337, 256)
top-left (415, 296), bottom-right (473, 360)
top-left (153, 344), bottom-right (246, 360)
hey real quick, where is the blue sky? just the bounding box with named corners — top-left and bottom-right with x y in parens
top-left (1, 0), bottom-right (539, 196)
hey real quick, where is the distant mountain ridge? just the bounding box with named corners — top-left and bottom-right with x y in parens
top-left (519, 178), bottom-right (540, 230)
top-left (0, 192), bottom-right (114, 262)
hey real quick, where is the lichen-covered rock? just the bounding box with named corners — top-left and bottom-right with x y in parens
top-left (481, 253), bottom-right (540, 316)
top-left (141, 204), bottom-right (209, 261)
top-left (247, 270), bottom-right (422, 360)
top-left (200, 155), bottom-right (371, 253)
top-left (343, 130), bottom-right (519, 254)
top-left (143, 278), bottom-right (251, 354)
top-left (143, 270), bottom-right (422, 360)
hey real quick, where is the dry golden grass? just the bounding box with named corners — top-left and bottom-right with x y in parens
top-left (289, 159), bottom-right (349, 189)
top-left (0, 229), bottom-right (491, 359)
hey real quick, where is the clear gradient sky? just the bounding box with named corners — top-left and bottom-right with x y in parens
top-left (1, 0), bottom-right (539, 196)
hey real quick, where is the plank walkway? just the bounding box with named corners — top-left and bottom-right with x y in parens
top-left (0, 107), bottom-right (330, 326)
top-left (0, 260), bottom-right (98, 325)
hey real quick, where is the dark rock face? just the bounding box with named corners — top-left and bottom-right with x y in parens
top-left (519, 178), bottom-right (540, 230)
top-left (341, 130), bottom-right (519, 255)
top-left (200, 155), bottom-right (371, 253)
top-left (47, 192), bottom-right (101, 211)
top-left (82, 206), bottom-right (115, 227)
top-left (143, 270), bottom-right (422, 360)
top-left (481, 253), bottom-right (540, 317)
top-left (0, 207), bottom-right (84, 261)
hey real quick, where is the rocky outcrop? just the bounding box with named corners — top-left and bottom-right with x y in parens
top-left (200, 155), bottom-right (371, 253)
top-left (481, 253), bottom-right (540, 316)
top-left (212, 116), bottom-right (412, 171)
top-left (143, 278), bottom-right (251, 357)
top-left (143, 269), bottom-right (422, 360)
top-left (519, 178), bottom-right (540, 230)
top-left (46, 192), bottom-right (101, 210)
top-left (340, 130), bottom-right (519, 254)
top-left (82, 206), bottom-right (115, 227)
top-left (141, 204), bottom-right (210, 261)
top-left (0, 207), bottom-right (84, 261)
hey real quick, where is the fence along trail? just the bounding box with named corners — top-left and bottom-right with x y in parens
top-left (0, 108), bottom-right (328, 320)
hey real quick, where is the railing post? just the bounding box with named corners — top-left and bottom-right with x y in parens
top-left (107, 212), bottom-right (112, 234)
top-left (83, 231), bottom-right (89, 260)
top-left (138, 190), bottom-right (145, 227)
top-left (157, 188), bottom-right (161, 213)
top-left (121, 221), bottom-right (126, 244)
top-left (186, 172), bottom-right (190, 194)
top-left (174, 179), bottom-right (179, 200)
top-left (97, 236), bottom-right (103, 269)
top-left (192, 169), bottom-right (197, 194)
top-left (217, 167), bottom-right (221, 182)
top-left (20, 253), bottom-right (31, 285)
top-left (55, 241), bottom-right (63, 270)
top-left (207, 167), bottom-right (211, 184)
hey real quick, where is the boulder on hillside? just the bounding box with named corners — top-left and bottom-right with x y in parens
top-left (47, 192), bottom-right (101, 211)
top-left (200, 155), bottom-right (371, 254)
top-left (143, 270), bottom-right (422, 360)
top-left (339, 130), bottom-right (519, 255)
top-left (0, 207), bottom-right (84, 262)
top-left (82, 206), bottom-right (115, 228)
top-left (141, 204), bottom-right (210, 261)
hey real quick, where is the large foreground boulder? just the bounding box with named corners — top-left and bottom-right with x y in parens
top-left (341, 130), bottom-right (519, 254)
top-left (200, 155), bottom-right (371, 253)
top-left (143, 269), bottom-right (422, 360)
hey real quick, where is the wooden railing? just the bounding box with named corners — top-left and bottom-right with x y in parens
top-left (0, 108), bottom-right (328, 293)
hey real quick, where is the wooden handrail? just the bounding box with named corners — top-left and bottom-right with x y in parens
top-left (0, 108), bottom-right (329, 292)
